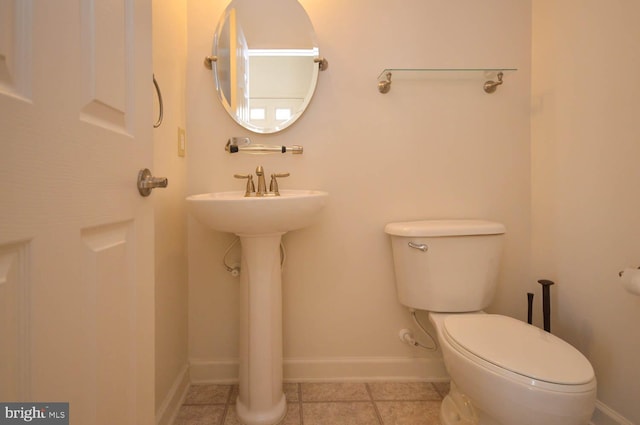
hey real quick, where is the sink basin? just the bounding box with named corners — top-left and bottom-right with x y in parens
top-left (186, 189), bottom-right (328, 235)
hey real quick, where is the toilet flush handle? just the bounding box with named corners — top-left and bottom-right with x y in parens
top-left (408, 242), bottom-right (428, 252)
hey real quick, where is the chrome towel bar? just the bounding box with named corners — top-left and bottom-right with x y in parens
top-left (225, 137), bottom-right (303, 155)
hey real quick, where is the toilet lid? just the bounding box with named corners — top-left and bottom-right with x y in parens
top-left (443, 314), bottom-right (594, 385)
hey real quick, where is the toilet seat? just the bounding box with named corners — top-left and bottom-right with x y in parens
top-left (442, 314), bottom-right (596, 392)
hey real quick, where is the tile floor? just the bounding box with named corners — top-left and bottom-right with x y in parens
top-left (175, 381), bottom-right (450, 425)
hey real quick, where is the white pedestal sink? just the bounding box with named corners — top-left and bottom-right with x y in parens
top-left (186, 189), bottom-right (328, 425)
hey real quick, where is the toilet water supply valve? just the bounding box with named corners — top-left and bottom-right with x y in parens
top-left (399, 329), bottom-right (418, 346)
top-left (398, 310), bottom-right (438, 351)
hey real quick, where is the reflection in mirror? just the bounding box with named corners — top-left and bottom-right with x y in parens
top-left (212, 0), bottom-right (323, 134)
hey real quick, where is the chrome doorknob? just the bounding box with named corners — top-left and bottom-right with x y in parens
top-left (137, 168), bottom-right (168, 196)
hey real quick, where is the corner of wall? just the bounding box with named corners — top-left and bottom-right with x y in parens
top-left (156, 364), bottom-right (190, 425)
top-left (153, 0), bottom-right (190, 417)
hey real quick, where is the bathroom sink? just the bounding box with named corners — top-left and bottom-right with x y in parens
top-left (186, 189), bottom-right (328, 235)
top-left (187, 188), bottom-right (328, 425)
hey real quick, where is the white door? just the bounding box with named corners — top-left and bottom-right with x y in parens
top-left (0, 1), bottom-right (155, 424)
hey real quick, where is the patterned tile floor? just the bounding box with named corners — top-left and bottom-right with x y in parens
top-left (175, 381), bottom-right (450, 425)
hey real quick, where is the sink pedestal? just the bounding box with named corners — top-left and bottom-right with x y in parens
top-left (185, 189), bottom-right (329, 425)
top-left (236, 233), bottom-right (286, 425)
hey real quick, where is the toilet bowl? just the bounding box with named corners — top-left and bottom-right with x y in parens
top-left (384, 219), bottom-right (597, 425)
top-left (430, 312), bottom-right (596, 425)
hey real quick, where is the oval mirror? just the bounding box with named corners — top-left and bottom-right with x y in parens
top-left (210, 0), bottom-right (323, 134)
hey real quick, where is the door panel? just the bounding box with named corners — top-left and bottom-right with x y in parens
top-left (82, 221), bottom-right (136, 424)
top-left (0, 241), bottom-right (30, 402)
top-left (0, 0), bottom-right (154, 423)
top-left (80, 0), bottom-right (128, 131)
top-left (0, 0), bottom-right (32, 100)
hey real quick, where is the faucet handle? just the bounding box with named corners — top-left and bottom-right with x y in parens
top-left (269, 172), bottom-right (290, 195)
top-left (234, 174), bottom-right (255, 196)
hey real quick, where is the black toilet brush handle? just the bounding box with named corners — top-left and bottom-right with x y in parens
top-left (527, 292), bottom-right (534, 325)
top-left (538, 279), bottom-right (555, 333)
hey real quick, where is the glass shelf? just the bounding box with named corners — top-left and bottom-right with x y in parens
top-left (377, 68), bottom-right (518, 93)
top-left (377, 68), bottom-right (517, 79)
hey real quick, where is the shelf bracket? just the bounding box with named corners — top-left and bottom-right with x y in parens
top-left (483, 72), bottom-right (504, 94)
top-left (378, 72), bottom-right (392, 94)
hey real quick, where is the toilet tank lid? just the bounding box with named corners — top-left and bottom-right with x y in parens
top-left (384, 220), bottom-right (505, 237)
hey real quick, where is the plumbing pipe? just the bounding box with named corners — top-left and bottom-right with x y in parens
top-left (538, 279), bottom-right (555, 333)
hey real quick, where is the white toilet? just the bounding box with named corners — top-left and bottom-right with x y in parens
top-left (385, 219), bottom-right (596, 425)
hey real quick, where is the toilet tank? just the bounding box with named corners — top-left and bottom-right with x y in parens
top-left (385, 220), bottom-right (505, 312)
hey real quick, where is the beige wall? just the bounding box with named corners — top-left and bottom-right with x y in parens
top-left (152, 0), bottom-right (189, 420)
top-left (186, 0), bottom-right (532, 382)
top-left (532, 2), bottom-right (640, 423)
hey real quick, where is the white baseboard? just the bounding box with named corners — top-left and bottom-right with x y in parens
top-left (189, 358), bottom-right (239, 384)
top-left (156, 364), bottom-right (190, 425)
top-left (590, 400), bottom-right (635, 425)
top-left (189, 356), bottom-right (448, 384)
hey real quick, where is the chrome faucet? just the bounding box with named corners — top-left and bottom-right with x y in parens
top-left (255, 166), bottom-right (267, 195)
top-left (234, 166), bottom-right (289, 197)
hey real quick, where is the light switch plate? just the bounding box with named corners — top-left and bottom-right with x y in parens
top-left (178, 127), bottom-right (186, 157)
